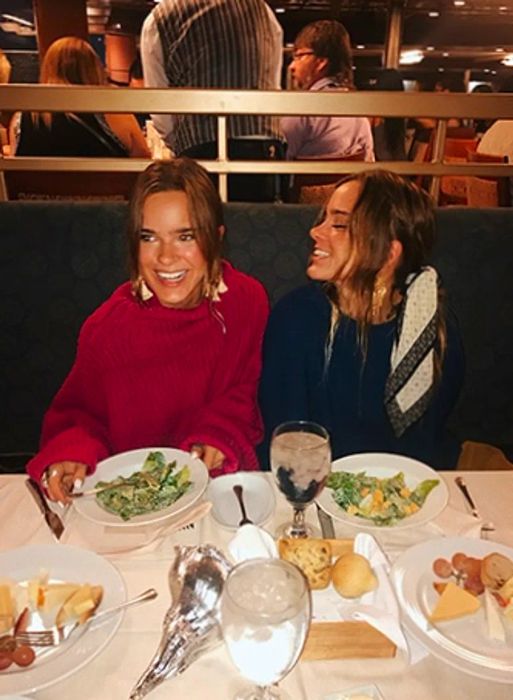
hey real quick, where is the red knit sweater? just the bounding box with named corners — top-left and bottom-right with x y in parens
top-left (26, 263), bottom-right (269, 482)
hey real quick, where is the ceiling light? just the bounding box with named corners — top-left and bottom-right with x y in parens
top-left (499, 6), bottom-right (507, 10)
top-left (454, 0), bottom-right (465, 6)
top-left (399, 49), bottom-right (424, 65)
top-left (426, 46), bottom-right (435, 51)
top-left (428, 11), bottom-right (440, 18)
top-left (496, 48), bottom-right (505, 52)
top-left (356, 44), bottom-right (365, 50)
top-left (442, 52), bottom-right (450, 57)
top-left (438, 68), bottom-right (445, 72)
top-left (502, 54), bottom-right (513, 66)
top-left (275, 7), bottom-right (285, 13)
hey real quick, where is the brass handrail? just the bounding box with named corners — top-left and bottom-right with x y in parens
top-left (2, 85), bottom-right (513, 201)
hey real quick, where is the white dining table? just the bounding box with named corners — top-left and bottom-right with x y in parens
top-left (1, 470), bottom-right (512, 700)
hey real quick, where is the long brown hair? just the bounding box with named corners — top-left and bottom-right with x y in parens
top-left (36, 36), bottom-right (106, 127)
top-left (324, 170), bottom-right (446, 374)
top-left (127, 159), bottom-right (224, 300)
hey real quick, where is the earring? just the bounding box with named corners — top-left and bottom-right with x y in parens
top-left (133, 276), bottom-right (154, 302)
top-left (371, 276), bottom-right (388, 319)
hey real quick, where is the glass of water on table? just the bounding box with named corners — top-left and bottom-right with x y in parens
top-left (270, 420), bottom-right (331, 538)
top-left (221, 558), bottom-right (311, 700)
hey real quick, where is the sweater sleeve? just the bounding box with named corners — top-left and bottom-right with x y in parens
top-left (257, 293), bottom-right (313, 470)
top-left (26, 321), bottom-right (111, 482)
top-left (180, 278), bottom-right (269, 475)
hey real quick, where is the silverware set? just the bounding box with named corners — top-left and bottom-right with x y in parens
top-left (25, 478), bottom-right (65, 540)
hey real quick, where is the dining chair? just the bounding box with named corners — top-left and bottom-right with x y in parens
top-left (465, 176), bottom-right (499, 208)
top-left (289, 150), bottom-right (367, 205)
top-left (457, 440), bottom-right (513, 470)
top-left (466, 150), bottom-right (511, 206)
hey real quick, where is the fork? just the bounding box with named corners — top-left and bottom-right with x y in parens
top-left (15, 587), bottom-right (158, 647)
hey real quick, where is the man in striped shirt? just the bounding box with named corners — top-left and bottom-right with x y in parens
top-left (141, 0), bottom-right (284, 200)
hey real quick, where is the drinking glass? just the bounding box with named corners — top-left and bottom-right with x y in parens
top-left (270, 421), bottom-right (331, 538)
top-left (221, 558), bottom-right (311, 700)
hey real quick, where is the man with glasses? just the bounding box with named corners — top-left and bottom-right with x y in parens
top-left (282, 20), bottom-right (374, 162)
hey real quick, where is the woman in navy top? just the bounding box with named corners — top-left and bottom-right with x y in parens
top-left (259, 170), bottom-right (464, 470)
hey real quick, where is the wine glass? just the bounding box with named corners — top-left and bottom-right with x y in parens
top-left (270, 421), bottom-right (331, 538)
top-left (221, 558), bottom-right (311, 700)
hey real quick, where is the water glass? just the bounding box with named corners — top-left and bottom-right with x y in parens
top-left (221, 558), bottom-right (311, 700)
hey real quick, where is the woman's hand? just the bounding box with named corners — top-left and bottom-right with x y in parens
top-left (45, 461), bottom-right (88, 504)
top-left (190, 444), bottom-right (226, 471)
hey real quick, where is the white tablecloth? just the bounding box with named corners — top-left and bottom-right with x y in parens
top-left (1, 471), bottom-right (512, 699)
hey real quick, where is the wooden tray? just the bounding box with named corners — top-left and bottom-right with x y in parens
top-left (297, 538), bottom-right (397, 660)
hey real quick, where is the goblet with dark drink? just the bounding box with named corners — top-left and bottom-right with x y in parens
top-left (270, 421), bottom-right (331, 538)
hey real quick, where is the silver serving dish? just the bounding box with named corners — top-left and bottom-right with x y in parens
top-left (129, 544), bottom-right (232, 699)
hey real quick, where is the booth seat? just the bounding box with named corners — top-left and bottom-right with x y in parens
top-left (1, 202), bottom-right (512, 471)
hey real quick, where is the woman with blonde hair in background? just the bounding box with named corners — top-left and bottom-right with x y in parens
top-left (14, 36), bottom-right (149, 158)
top-left (259, 170), bottom-right (464, 470)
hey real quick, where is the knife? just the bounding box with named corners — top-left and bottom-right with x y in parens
top-left (25, 478), bottom-right (65, 540)
top-left (315, 502), bottom-right (335, 539)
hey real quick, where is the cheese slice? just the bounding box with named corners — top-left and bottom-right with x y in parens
top-left (484, 588), bottom-right (506, 642)
top-left (430, 581), bottom-right (481, 622)
top-left (40, 584), bottom-right (82, 612)
top-left (56, 584), bottom-right (103, 626)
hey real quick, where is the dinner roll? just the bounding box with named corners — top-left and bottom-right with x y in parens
top-left (332, 552), bottom-right (377, 598)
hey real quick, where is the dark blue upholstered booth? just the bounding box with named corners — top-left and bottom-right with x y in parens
top-left (1, 202), bottom-right (512, 471)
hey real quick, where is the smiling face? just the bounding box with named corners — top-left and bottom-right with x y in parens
top-left (138, 190), bottom-right (208, 309)
top-left (307, 179), bottom-right (361, 283)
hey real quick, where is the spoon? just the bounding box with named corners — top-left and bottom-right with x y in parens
top-left (233, 484), bottom-right (253, 526)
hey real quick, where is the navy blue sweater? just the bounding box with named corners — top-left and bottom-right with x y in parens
top-left (258, 283), bottom-right (464, 470)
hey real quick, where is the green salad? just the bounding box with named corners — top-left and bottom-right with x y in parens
top-left (95, 451), bottom-right (192, 521)
top-left (326, 470), bottom-right (439, 526)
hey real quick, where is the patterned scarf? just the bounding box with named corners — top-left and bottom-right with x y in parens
top-left (384, 266), bottom-right (438, 437)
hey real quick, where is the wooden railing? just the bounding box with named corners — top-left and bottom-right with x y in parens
top-left (2, 84), bottom-right (513, 201)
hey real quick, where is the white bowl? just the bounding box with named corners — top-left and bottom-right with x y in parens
top-left (207, 473), bottom-right (275, 530)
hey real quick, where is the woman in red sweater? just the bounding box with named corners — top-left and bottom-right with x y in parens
top-left (26, 159), bottom-right (269, 502)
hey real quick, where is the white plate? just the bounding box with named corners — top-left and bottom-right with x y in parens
top-left (0, 544), bottom-right (126, 695)
top-left (74, 447), bottom-right (209, 527)
top-left (316, 452), bottom-right (448, 531)
top-left (207, 473), bottom-right (275, 530)
top-left (391, 536), bottom-right (513, 683)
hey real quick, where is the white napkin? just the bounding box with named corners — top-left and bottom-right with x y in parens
top-left (228, 523), bottom-right (278, 562)
top-left (429, 504), bottom-right (484, 538)
top-left (311, 533), bottom-right (413, 659)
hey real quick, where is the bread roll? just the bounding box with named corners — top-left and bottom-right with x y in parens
top-left (481, 553), bottom-right (513, 591)
top-left (332, 553), bottom-right (377, 598)
top-left (279, 538), bottom-right (332, 590)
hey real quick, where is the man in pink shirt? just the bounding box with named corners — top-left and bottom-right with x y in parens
top-left (282, 20), bottom-right (374, 162)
